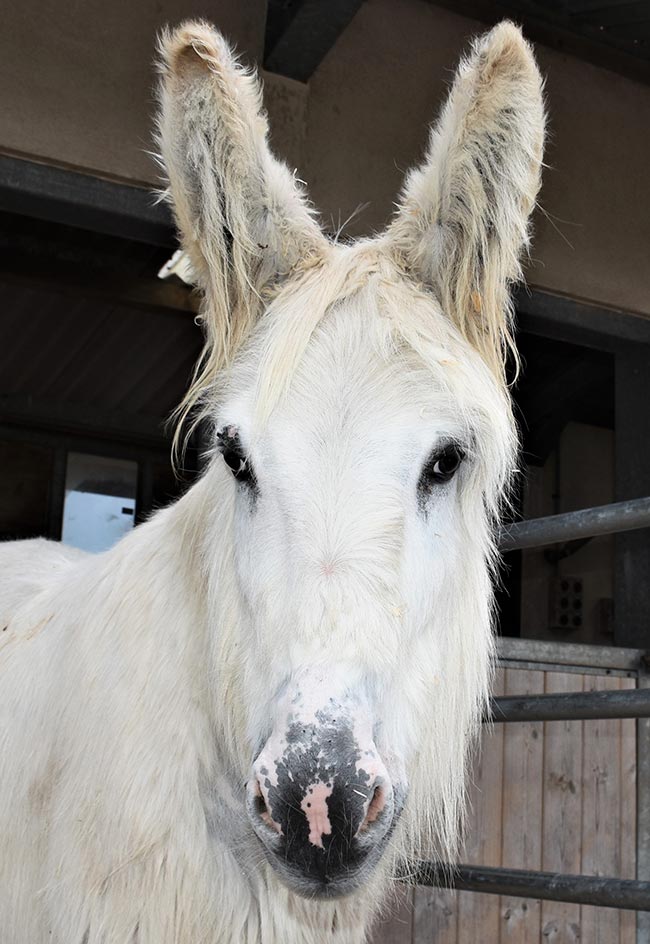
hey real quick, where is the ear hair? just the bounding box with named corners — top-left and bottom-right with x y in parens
top-left (388, 22), bottom-right (545, 382)
top-left (156, 21), bottom-right (325, 447)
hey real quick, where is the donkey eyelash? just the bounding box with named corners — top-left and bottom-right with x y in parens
top-left (417, 441), bottom-right (467, 506)
top-left (216, 426), bottom-right (257, 491)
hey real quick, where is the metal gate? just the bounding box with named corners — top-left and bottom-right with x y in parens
top-left (405, 497), bottom-right (650, 928)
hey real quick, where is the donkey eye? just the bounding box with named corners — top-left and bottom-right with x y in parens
top-left (223, 448), bottom-right (251, 480)
top-left (217, 427), bottom-right (256, 490)
top-left (418, 443), bottom-right (465, 493)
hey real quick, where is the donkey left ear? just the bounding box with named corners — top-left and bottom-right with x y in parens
top-left (157, 21), bottom-right (326, 365)
top-left (388, 22), bottom-right (545, 378)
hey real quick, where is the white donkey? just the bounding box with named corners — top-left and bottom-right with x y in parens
top-left (0, 20), bottom-right (544, 944)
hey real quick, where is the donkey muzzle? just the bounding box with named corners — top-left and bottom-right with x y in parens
top-left (246, 708), bottom-right (400, 898)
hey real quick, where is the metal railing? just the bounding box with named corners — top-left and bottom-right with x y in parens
top-left (489, 687), bottom-right (650, 722)
top-left (407, 496), bottom-right (650, 916)
top-left (500, 496), bottom-right (650, 551)
top-left (408, 681), bottom-right (650, 912)
top-left (408, 864), bottom-right (650, 911)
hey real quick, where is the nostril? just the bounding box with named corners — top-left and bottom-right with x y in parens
top-left (253, 784), bottom-right (267, 817)
top-left (367, 784), bottom-right (385, 823)
top-left (251, 778), bottom-right (282, 835)
top-left (359, 781), bottom-right (388, 833)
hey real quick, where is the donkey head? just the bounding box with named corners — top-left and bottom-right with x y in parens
top-left (158, 21), bottom-right (544, 899)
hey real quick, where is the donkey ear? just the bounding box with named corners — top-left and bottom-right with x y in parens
top-left (388, 22), bottom-right (545, 378)
top-left (157, 21), bottom-right (325, 361)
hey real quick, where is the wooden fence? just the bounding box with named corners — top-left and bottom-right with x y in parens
top-left (371, 643), bottom-right (640, 943)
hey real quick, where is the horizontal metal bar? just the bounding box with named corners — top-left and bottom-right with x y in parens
top-left (407, 863), bottom-right (650, 911)
top-left (500, 496), bottom-right (650, 551)
top-left (497, 636), bottom-right (646, 672)
top-left (487, 687), bottom-right (650, 723)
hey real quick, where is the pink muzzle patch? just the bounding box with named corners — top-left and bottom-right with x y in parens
top-left (300, 780), bottom-right (334, 848)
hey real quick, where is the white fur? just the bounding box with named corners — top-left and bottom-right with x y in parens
top-left (0, 20), bottom-right (544, 943)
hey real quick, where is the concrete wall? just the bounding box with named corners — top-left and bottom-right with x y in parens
top-left (302, 0), bottom-right (650, 318)
top-left (1, 0), bottom-right (649, 316)
top-left (0, 0), bottom-right (265, 183)
top-left (520, 423), bottom-right (615, 646)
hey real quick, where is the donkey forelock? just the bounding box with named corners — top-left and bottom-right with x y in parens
top-left (157, 20), bottom-right (544, 441)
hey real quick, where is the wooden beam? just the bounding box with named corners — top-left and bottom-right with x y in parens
top-left (516, 288), bottom-right (650, 352)
top-left (0, 251), bottom-right (198, 316)
top-left (0, 395), bottom-right (167, 447)
top-left (0, 421), bottom-right (169, 459)
top-left (614, 347), bottom-right (650, 648)
top-left (498, 636), bottom-right (645, 672)
top-left (264, 0), bottom-right (364, 81)
top-left (0, 155), bottom-right (175, 246)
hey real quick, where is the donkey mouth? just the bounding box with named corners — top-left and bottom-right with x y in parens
top-left (249, 824), bottom-right (397, 900)
top-left (258, 846), bottom-right (385, 900)
top-left (246, 777), bottom-right (405, 899)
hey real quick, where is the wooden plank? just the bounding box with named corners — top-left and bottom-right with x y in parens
top-left (456, 669), bottom-right (506, 940)
top-left (498, 669), bottom-right (545, 943)
top-left (581, 674), bottom-right (622, 943)
top-left (619, 675), bottom-right (637, 944)
top-left (412, 885), bottom-right (457, 944)
top-left (515, 286), bottom-right (650, 351)
top-left (0, 154), bottom-right (175, 246)
top-left (540, 671), bottom-right (584, 943)
top-left (410, 665), bottom-right (639, 944)
top-left (637, 670), bottom-right (650, 944)
top-left (371, 884), bottom-right (413, 944)
top-left (442, 669), bottom-right (505, 944)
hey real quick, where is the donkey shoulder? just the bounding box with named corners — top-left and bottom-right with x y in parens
top-left (0, 538), bottom-right (87, 630)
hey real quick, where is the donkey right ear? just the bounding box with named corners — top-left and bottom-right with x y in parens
top-left (157, 21), bottom-right (325, 362)
top-left (387, 22), bottom-right (545, 380)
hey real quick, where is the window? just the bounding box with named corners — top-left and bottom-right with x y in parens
top-left (61, 453), bottom-right (137, 553)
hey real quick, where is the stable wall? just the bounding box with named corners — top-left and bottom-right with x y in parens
top-left (303, 0), bottom-right (650, 318)
top-left (1, 0), bottom-right (649, 317)
top-left (520, 422), bottom-right (615, 647)
top-left (0, 0), bottom-right (265, 184)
